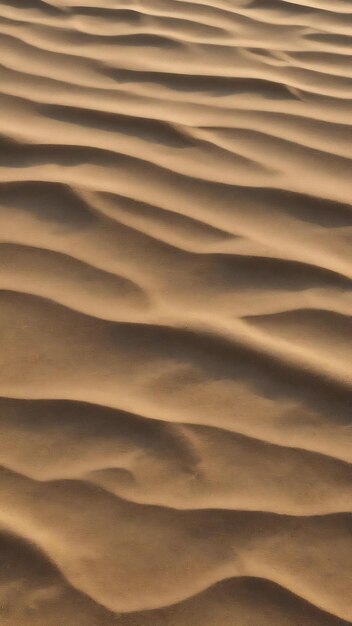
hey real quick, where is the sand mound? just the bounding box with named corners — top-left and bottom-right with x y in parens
top-left (0, 0), bottom-right (351, 624)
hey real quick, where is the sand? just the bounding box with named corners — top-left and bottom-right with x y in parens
top-left (0, 0), bottom-right (351, 624)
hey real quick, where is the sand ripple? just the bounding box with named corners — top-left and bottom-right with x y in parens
top-left (0, 0), bottom-right (351, 624)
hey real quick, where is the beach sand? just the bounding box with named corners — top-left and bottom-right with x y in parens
top-left (0, 0), bottom-right (351, 624)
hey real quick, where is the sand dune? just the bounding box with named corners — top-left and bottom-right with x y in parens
top-left (0, 0), bottom-right (351, 624)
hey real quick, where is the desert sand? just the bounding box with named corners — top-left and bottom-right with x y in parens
top-left (0, 0), bottom-right (351, 624)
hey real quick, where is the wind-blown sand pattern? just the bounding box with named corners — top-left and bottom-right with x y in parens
top-left (0, 0), bottom-right (351, 624)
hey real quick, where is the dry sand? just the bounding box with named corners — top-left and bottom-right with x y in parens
top-left (0, 0), bottom-right (351, 624)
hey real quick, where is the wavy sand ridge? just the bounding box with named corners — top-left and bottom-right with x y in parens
top-left (0, 0), bottom-right (351, 624)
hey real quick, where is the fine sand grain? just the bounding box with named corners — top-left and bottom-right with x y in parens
top-left (0, 0), bottom-right (351, 624)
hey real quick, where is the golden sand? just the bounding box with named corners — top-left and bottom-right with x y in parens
top-left (0, 0), bottom-right (351, 624)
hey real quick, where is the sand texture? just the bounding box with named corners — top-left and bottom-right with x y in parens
top-left (0, 0), bottom-right (352, 624)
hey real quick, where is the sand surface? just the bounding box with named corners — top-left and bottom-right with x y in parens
top-left (0, 0), bottom-right (352, 624)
